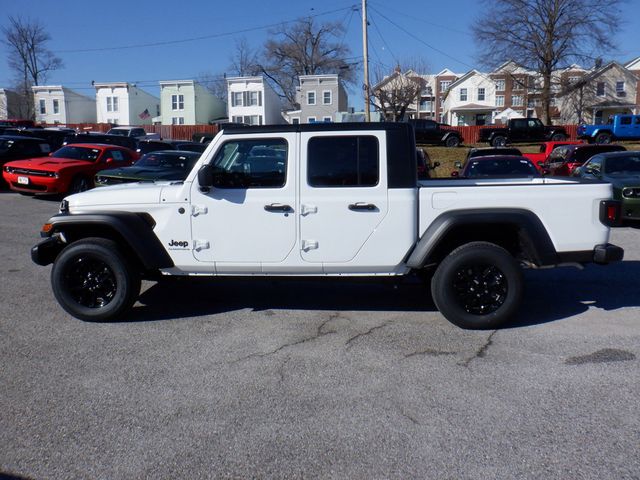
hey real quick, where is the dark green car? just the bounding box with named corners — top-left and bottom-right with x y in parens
top-left (574, 151), bottom-right (640, 225)
top-left (95, 150), bottom-right (201, 186)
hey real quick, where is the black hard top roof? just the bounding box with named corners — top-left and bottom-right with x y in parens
top-left (221, 122), bottom-right (411, 135)
top-left (0, 135), bottom-right (49, 142)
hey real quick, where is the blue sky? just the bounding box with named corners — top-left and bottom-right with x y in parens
top-left (2, 0), bottom-right (639, 109)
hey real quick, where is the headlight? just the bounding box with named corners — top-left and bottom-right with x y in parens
top-left (95, 176), bottom-right (106, 184)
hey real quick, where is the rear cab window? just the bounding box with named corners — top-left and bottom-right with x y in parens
top-left (307, 136), bottom-right (379, 187)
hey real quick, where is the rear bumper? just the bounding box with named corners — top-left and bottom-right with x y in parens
top-left (557, 243), bottom-right (624, 265)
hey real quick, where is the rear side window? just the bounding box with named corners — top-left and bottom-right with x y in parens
top-left (307, 136), bottom-right (379, 187)
top-left (620, 117), bottom-right (632, 125)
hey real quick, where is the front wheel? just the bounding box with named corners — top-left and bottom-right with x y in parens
top-left (431, 242), bottom-right (523, 329)
top-left (491, 136), bottom-right (507, 147)
top-left (51, 238), bottom-right (140, 322)
top-left (445, 135), bottom-right (461, 148)
top-left (595, 132), bottom-right (611, 144)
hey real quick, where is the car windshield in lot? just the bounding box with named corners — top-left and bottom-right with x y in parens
top-left (52, 146), bottom-right (102, 161)
top-left (135, 151), bottom-right (200, 170)
top-left (605, 154), bottom-right (640, 175)
top-left (467, 157), bottom-right (539, 177)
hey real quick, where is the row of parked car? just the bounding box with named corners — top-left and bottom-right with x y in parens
top-left (0, 127), bottom-right (211, 195)
top-left (417, 140), bottom-right (639, 224)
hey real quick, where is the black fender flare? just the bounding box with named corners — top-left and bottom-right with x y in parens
top-left (406, 208), bottom-right (558, 268)
top-left (33, 211), bottom-right (174, 270)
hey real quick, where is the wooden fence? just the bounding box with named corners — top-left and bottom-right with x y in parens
top-left (47, 123), bottom-right (580, 144)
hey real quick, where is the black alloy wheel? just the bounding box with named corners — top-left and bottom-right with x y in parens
top-left (63, 255), bottom-right (117, 308)
top-left (452, 264), bottom-right (508, 315)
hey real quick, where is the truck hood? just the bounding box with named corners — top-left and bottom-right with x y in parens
top-left (65, 182), bottom-right (167, 210)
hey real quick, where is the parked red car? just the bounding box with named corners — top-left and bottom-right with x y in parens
top-left (545, 144), bottom-right (626, 176)
top-left (523, 140), bottom-right (583, 171)
top-left (3, 143), bottom-right (138, 195)
top-left (452, 155), bottom-right (540, 178)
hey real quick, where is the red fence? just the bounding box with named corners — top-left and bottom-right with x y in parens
top-left (448, 124), bottom-right (579, 144)
top-left (48, 123), bottom-right (580, 144)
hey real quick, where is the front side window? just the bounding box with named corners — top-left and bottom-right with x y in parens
top-left (477, 88), bottom-right (485, 101)
top-left (307, 135), bottom-right (379, 188)
top-left (172, 94), bottom-right (184, 110)
top-left (210, 138), bottom-right (287, 188)
top-left (232, 92), bottom-right (243, 107)
top-left (616, 81), bottom-right (625, 95)
top-left (323, 90), bottom-right (332, 105)
top-left (307, 91), bottom-right (316, 105)
top-left (460, 88), bottom-right (468, 101)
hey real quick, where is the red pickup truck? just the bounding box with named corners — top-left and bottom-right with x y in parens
top-left (523, 141), bottom-right (583, 171)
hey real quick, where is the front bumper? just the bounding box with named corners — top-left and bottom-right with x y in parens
top-left (593, 243), bottom-right (624, 265)
top-left (31, 235), bottom-right (65, 266)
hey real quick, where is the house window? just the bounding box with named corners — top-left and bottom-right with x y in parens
top-left (513, 78), bottom-right (524, 90)
top-left (171, 94), bottom-right (184, 110)
top-left (242, 115), bottom-right (262, 125)
top-left (248, 91), bottom-right (261, 106)
top-left (171, 117), bottom-right (185, 125)
top-left (323, 116), bottom-right (332, 122)
top-left (477, 88), bottom-right (485, 101)
top-left (106, 96), bottom-right (118, 112)
top-left (232, 92), bottom-right (243, 107)
top-left (495, 79), bottom-right (505, 91)
top-left (422, 86), bottom-right (433, 96)
top-left (616, 81), bottom-right (625, 96)
top-left (419, 99), bottom-right (432, 110)
top-left (439, 80), bottom-right (451, 92)
top-left (232, 116), bottom-right (243, 123)
top-left (323, 90), bottom-right (332, 105)
top-left (568, 76), bottom-right (580, 84)
top-left (496, 95), bottom-right (505, 107)
top-left (457, 114), bottom-right (465, 126)
top-left (291, 117), bottom-right (300, 124)
top-left (53, 99), bottom-right (59, 114)
top-left (307, 136), bottom-right (379, 188)
top-left (307, 91), bottom-right (316, 105)
top-left (459, 88), bottom-right (468, 101)
top-left (307, 116), bottom-right (316, 123)
top-left (596, 82), bottom-right (605, 96)
top-left (511, 95), bottom-right (523, 106)
top-left (39, 99), bottom-right (46, 114)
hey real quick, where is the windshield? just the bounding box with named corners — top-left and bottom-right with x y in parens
top-left (52, 146), bottom-right (102, 161)
top-left (604, 155), bottom-right (640, 175)
top-left (135, 152), bottom-right (199, 170)
top-left (467, 158), bottom-right (538, 177)
top-left (108, 129), bottom-right (128, 136)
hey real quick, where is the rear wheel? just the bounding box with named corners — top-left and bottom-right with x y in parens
top-left (445, 135), bottom-right (461, 148)
top-left (595, 132), bottom-right (611, 144)
top-left (431, 242), bottom-right (523, 329)
top-left (551, 133), bottom-right (566, 141)
top-left (491, 136), bottom-right (507, 147)
top-left (51, 238), bottom-right (140, 322)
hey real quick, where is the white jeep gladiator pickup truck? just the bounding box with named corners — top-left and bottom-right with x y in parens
top-left (32, 123), bottom-right (624, 329)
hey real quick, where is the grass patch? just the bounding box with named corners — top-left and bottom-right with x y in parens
top-left (419, 141), bottom-right (640, 178)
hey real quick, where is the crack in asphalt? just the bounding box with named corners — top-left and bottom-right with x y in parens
top-left (232, 314), bottom-right (341, 363)
top-left (404, 349), bottom-right (457, 359)
top-left (345, 321), bottom-right (393, 349)
top-left (398, 408), bottom-right (421, 426)
top-left (458, 330), bottom-right (497, 367)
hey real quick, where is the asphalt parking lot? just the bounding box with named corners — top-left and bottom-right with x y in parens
top-left (1, 191), bottom-right (639, 480)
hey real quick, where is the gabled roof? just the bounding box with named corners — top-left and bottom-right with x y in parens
top-left (371, 70), bottom-right (425, 91)
top-left (625, 56), bottom-right (640, 71)
top-left (435, 68), bottom-right (458, 77)
top-left (492, 60), bottom-right (533, 75)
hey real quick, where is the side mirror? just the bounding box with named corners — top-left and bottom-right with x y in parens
top-left (454, 161), bottom-right (462, 169)
top-left (432, 161), bottom-right (441, 168)
top-left (198, 163), bottom-right (214, 190)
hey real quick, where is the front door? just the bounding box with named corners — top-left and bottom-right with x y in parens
top-left (190, 134), bottom-right (297, 271)
top-left (298, 131), bottom-right (388, 265)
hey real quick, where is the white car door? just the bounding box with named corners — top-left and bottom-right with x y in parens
top-left (298, 131), bottom-right (389, 265)
top-left (190, 133), bottom-right (297, 272)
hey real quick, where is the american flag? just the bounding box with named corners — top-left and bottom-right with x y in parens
top-left (138, 109), bottom-right (151, 119)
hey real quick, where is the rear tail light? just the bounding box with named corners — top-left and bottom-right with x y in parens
top-left (599, 200), bottom-right (622, 227)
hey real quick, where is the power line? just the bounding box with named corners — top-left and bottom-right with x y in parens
top-left (368, 11), bottom-right (399, 67)
top-left (369, 1), bottom-right (472, 37)
top-left (55, 5), bottom-right (358, 54)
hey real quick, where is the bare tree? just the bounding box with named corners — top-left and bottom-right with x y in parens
top-left (197, 72), bottom-right (228, 102)
top-left (230, 38), bottom-right (261, 77)
top-left (370, 61), bottom-right (429, 121)
top-left (2, 16), bottom-right (63, 119)
top-left (259, 17), bottom-right (356, 107)
top-left (473, 0), bottom-right (622, 124)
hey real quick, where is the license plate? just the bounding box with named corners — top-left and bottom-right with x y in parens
top-left (17, 176), bottom-right (29, 185)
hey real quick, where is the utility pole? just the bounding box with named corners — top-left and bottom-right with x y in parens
top-left (362, 0), bottom-right (370, 122)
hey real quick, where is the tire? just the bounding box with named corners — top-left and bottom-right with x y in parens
top-left (491, 136), bottom-right (507, 147)
top-left (595, 132), bottom-right (611, 144)
top-left (445, 135), bottom-right (461, 148)
top-left (551, 133), bottom-right (566, 141)
top-left (69, 176), bottom-right (91, 194)
top-left (431, 242), bottom-right (523, 330)
top-left (51, 238), bottom-right (141, 322)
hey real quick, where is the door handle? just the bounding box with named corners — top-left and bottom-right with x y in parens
top-left (348, 203), bottom-right (377, 211)
top-left (264, 203), bottom-right (292, 212)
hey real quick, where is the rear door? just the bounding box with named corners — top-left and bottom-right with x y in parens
top-left (298, 131), bottom-right (388, 265)
top-left (617, 116), bottom-right (633, 139)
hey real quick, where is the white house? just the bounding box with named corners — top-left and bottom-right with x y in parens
top-left (159, 80), bottom-right (226, 125)
top-left (0, 88), bottom-right (27, 119)
top-left (227, 76), bottom-right (284, 125)
top-left (442, 70), bottom-right (497, 126)
top-left (94, 82), bottom-right (160, 126)
top-left (32, 85), bottom-right (96, 125)
top-left (283, 74), bottom-right (348, 124)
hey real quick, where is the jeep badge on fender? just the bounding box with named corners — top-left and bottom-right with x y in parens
top-left (168, 240), bottom-right (189, 249)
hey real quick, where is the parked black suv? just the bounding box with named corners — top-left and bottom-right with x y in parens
top-left (407, 119), bottom-right (463, 147)
top-left (63, 132), bottom-right (138, 151)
